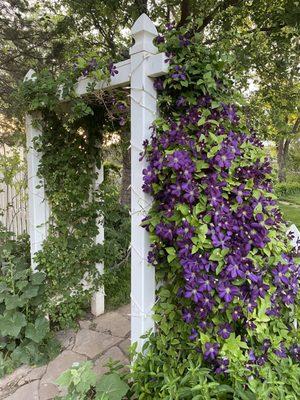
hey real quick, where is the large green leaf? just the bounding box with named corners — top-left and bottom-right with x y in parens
top-left (30, 272), bottom-right (45, 285)
top-left (25, 316), bottom-right (49, 343)
top-left (96, 373), bottom-right (129, 400)
top-left (0, 311), bottom-right (26, 337)
top-left (5, 294), bottom-right (25, 310)
top-left (21, 285), bottom-right (39, 299)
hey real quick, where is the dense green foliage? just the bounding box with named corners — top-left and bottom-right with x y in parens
top-left (0, 227), bottom-right (59, 377)
top-left (1, 0), bottom-right (299, 389)
top-left (100, 180), bottom-right (131, 310)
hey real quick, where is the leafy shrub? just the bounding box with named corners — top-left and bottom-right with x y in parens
top-left (0, 227), bottom-right (59, 377)
top-left (275, 182), bottom-right (300, 198)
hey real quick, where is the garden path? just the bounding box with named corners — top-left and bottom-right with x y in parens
top-left (0, 304), bottom-right (131, 400)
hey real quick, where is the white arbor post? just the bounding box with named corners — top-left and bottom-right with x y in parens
top-left (24, 69), bottom-right (49, 271)
top-left (130, 14), bottom-right (158, 348)
top-left (91, 164), bottom-right (105, 316)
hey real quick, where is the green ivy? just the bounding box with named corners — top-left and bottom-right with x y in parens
top-left (32, 108), bottom-right (104, 328)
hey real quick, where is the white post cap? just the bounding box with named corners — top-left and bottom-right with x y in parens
top-left (24, 69), bottom-right (36, 82)
top-left (130, 14), bottom-right (158, 55)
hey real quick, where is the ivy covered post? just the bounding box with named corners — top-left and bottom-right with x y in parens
top-left (91, 164), bottom-right (105, 316)
top-left (24, 69), bottom-right (49, 271)
top-left (130, 14), bottom-right (158, 347)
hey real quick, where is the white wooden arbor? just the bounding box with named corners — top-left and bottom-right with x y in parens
top-left (25, 14), bottom-right (168, 349)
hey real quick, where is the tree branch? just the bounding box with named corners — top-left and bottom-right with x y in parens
top-left (291, 117), bottom-right (300, 135)
top-left (201, 0), bottom-right (243, 31)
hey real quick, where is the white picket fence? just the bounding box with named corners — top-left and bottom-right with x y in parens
top-left (0, 171), bottom-right (27, 236)
top-left (0, 142), bottom-right (28, 237)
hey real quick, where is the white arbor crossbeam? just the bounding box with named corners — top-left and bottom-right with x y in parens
top-left (25, 13), bottom-right (169, 349)
top-left (74, 53), bottom-right (167, 97)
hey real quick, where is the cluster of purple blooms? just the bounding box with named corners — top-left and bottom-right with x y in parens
top-left (73, 56), bottom-right (98, 77)
top-left (73, 58), bottom-right (119, 79)
top-left (142, 85), bottom-right (300, 372)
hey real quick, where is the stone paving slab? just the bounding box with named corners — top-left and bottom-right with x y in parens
top-left (0, 304), bottom-right (131, 400)
top-left (94, 311), bottom-right (131, 338)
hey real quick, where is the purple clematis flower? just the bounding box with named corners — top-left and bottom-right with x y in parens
top-left (225, 255), bottom-right (245, 279)
top-left (184, 284), bottom-right (202, 303)
top-left (198, 275), bottom-right (214, 292)
top-left (233, 184), bottom-right (251, 204)
top-left (155, 223), bottom-right (174, 241)
top-left (274, 343), bottom-right (287, 358)
top-left (182, 309), bottom-right (194, 324)
top-left (211, 230), bottom-right (231, 249)
top-left (204, 342), bottom-right (220, 361)
top-left (176, 96), bottom-right (186, 107)
top-left (215, 358), bottom-right (229, 374)
top-left (218, 323), bottom-right (232, 339)
top-left (171, 65), bottom-right (187, 80)
top-left (214, 148), bottom-right (235, 168)
top-left (272, 264), bottom-right (289, 285)
top-left (232, 306), bottom-right (243, 321)
top-left (182, 183), bottom-right (199, 204)
top-left (109, 62), bottom-right (118, 77)
top-left (189, 328), bottom-right (198, 341)
top-left (218, 283), bottom-right (240, 303)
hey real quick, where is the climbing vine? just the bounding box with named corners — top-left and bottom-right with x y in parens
top-left (131, 20), bottom-right (300, 399)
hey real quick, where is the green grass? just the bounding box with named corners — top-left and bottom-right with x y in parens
top-left (279, 193), bottom-right (300, 228)
top-left (279, 194), bottom-right (300, 205)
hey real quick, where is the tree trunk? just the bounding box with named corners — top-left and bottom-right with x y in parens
top-left (135, 0), bottom-right (148, 14)
top-left (178, 0), bottom-right (191, 26)
top-left (120, 131), bottom-right (131, 207)
top-left (277, 138), bottom-right (290, 182)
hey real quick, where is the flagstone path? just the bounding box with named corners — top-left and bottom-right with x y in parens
top-left (0, 304), bottom-right (131, 400)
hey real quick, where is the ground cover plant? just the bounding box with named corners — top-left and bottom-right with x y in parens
top-left (0, 226), bottom-right (59, 377)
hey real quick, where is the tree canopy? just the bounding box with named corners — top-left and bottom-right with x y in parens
top-left (0, 0), bottom-right (299, 178)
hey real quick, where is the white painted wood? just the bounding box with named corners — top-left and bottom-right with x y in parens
top-left (91, 164), bottom-right (105, 316)
top-left (74, 49), bottom-right (167, 97)
top-left (287, 224), bottom-right (300, 253)
top-left (74, 59), bottom-right (131, 97)
top-left (146, 52), bottom-right (169, 77)
top-left (24, 70), bottom-right (49, 271)
top-left (130, 14), bottom-right (158, 349)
